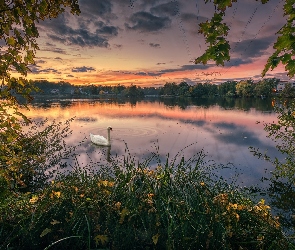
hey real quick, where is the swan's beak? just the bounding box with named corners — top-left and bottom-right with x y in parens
top-left (109, 127), bottom-right (112, 131)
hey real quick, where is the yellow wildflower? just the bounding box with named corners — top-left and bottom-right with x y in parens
top-left (50, 191), bottom-right (61, 198)
top-left (231, 203), bottom-right (238, 210)
top-left (114, 202), bottom-right (121, 210)
top-left (147, 193), bottom-right (154, 198)
top-left (119, 208), bottom-right (129, 224)
top-left (29, 195), bottom-right (38, 204)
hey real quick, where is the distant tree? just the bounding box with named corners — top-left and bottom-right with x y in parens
top-left (254, 78), bottom-right (279, 97)
top-left (112, 84), bottom-right (126, 96)
top-left (142, 87), bottom-right (160, 96)
top-left (218, 81), bottom-right (237, 97)
top-left (203, 82), bottom-right (218, 96)
top-left (178, 81), bottom-right (190, 96)
top-left (161, 82), bottom-right (178, 96)
top-left (236, 80), bottom-right (254, 97)
top-left (123, 84), bottom-right (144, 98)
top-left (191, 83), bottom-right (208, 98)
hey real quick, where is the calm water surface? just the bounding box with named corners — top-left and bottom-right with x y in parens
top-left (23, 97), bottom-right (281, 188)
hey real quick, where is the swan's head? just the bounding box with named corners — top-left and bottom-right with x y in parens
top-left (107, 126), bottom-right (112, 131)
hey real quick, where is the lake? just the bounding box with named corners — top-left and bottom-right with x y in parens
top-left (22, 96), bottom-right (281, 188)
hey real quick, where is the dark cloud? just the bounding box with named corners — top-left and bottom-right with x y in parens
top-left (231, 36), bottom-right (275, 58)
top-left (29, 65), bottom-right (61, 74)
top-left (35, 59), bottom-right (46, 64)
top-left (149, 42), bottom-right (160, 48)
top-left (180, 12), bottom-right (207, 34)
top-left (44, 17), bottom-right (115, 47)
top-left (224, 58), bottom-right (253, 67)
top-left (181, 12), bottom-right (205, 23)
top-left (181, 64), bottom-right (212, 71)
top-left (150, 1), bottom-right (180, 16)
top-left (125, 11), bottom-right (171, 32)
top-left (117, 64), bottom-right (213, 78)
top-left (97, 25), bottom-right (118, 36)
top-left (39, 7), bottom-right (119, 48)
top-left (72, 66), bottom-right (96, 72)
top-left (79, 0), bottom-right (114, 20)
top-left (67, 74), bottom-right (75, 77)
top-left (113, 44), bottom-right (123, 49)
top-left (135, 71), bottom-right (148, 76)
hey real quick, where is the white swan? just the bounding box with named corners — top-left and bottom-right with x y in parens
top-left (90, 126), bottom-right (112, 146)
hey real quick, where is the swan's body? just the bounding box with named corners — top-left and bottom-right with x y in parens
top-left (90, 127), bottom-right (112, 146)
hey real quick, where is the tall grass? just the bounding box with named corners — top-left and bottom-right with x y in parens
top-left (0, 150), bottom-right (293, 249)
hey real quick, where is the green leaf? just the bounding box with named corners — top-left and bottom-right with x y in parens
top-left (7, 37), bottom-right (16, 46)
top-left (40, 228), bottom-right (51, 237)
top-left (285, 59), bottom-right (295, 77)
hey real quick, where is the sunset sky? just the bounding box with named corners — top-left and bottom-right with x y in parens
top-left (28, 0), bottom-right (290, 87)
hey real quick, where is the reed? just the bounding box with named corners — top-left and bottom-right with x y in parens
top-left (0, 151), bottom-right (293, 250)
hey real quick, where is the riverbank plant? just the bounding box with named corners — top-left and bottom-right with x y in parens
top-left (0, 151), bottom-right (292, 250)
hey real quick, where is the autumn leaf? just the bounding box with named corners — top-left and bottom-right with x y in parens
top-left (50, 219), bottom-right (61, 225)
top-left (152, 233), bottom-right (160, 245)
top-left (94, 234), bottom-right (108, 246)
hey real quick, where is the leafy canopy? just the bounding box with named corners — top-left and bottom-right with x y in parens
top-left (196, 0), bottom-right (295, 78)
top-left (0, 0), bottom-right (80, 192)
top-left (0, 0), bottom-right (80, 102)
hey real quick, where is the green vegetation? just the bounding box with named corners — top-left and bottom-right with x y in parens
top-left (1, 152), bottom-right (292, 249)
top-left (196, 0), bottom-right (295, 78)
top-left (26, 77), bottom-right (288, 99)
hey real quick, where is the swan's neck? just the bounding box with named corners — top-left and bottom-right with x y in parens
top-left (107, 129), bottom-right (111, 143)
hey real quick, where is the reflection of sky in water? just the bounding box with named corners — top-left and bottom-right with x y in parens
top-left (22, 100), bottom-right (281, 188)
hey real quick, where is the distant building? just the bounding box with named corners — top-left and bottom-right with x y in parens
top-left (276, 81), bottom-right (295, 91)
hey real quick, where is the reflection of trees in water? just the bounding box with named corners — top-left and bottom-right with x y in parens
top-left (160, 97), bottom-right (275, 112)
top-left (24, 96), bottom-right (275, 113)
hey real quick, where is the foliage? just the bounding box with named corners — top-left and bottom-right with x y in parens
top-left (121, 84), bottom-right (145, 98)
top-left (253, 78), bottom-right (278, 97)
top-left (235, 80), bottom-right (254, 97)
top-left (0, 152), bottom-right (292, 250)
top-left (196, 0), bottom-right (295, 78)
top-left (0, 0), bottom-right (80, 101)
top-left (195, 12), bottom-right (230, 66)
top-left (263, 99), bottom-right (295, 182)
top-left (0, 118), bottom-right (75, 193)
top-left (0, 0), bottom-right (81, 194)
top-left (218, 80), bottom-right (237, 97)
top-left (250, 99), bottom-right (295, 240)
top-left (280, 82), bottom-right (295, 98)
top-left (250, 99), bottom-right (295, 182)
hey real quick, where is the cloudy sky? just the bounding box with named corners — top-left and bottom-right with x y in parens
top-left (28, 0), bottom-right (289, 87)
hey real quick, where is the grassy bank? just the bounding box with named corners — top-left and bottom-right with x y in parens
top-left (0, 152), bottom-right (292, 250)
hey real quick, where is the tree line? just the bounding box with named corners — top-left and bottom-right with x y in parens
top-left (30, 77), bottom-right (295, 98)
